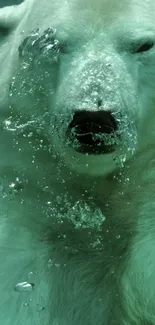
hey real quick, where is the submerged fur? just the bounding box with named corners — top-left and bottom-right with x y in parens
top-left (0, 0), bottom-right (155, 324)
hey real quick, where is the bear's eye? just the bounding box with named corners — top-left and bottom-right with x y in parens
top-left (135, 41), bottom-right (154, 53)
top-left (59, 41), bottom-right (71, 54)
top-left (0, 26), bottom-right (11, 37)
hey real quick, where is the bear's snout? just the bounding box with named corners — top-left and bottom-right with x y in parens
top-left (67, 110), bottom-right (118, 154)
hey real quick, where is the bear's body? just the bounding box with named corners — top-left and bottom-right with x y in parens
top-left (0, 0), bottom-right (155, 324)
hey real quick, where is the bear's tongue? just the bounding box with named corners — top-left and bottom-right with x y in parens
top-left (67, 110), bottom-right (118, 154)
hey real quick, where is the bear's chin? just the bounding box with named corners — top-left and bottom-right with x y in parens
top-left (55, 145), bottom-right (128, 176)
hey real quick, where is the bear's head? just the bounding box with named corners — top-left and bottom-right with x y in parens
top-left (2, 0), bottom-right (155, 176)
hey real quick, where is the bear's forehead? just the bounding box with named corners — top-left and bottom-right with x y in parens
top-left (52, 0), bottom-right (155, 32)
top-left (72, 0), bottom-right (155, 21)
top-left (53, 0), bottom-right (155, 43)
top-left (73, 0), bottom-right (155, 12)
top-left (3, 0), bottom-right (154, 44)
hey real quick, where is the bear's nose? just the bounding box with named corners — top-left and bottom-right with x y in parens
top-left (67, 110), bottom-right (118, 154)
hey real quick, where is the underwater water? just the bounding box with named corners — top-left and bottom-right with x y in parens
top-left (0, 0), bottom-right (23, 7)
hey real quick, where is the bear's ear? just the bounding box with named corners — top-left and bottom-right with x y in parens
top-left (0, 0), bottom-right (27, 29)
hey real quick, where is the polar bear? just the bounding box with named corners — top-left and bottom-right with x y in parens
top-left (0, 0), bottom-right (155, 324)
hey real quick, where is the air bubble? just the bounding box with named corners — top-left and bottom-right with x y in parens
top-left (14, 281), bottom-right (35, 293)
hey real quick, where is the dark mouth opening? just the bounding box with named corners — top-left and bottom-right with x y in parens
top-left (67, 110), bottom-right (118, 155)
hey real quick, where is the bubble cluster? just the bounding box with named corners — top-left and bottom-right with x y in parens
top-left (18, 28), bottom-right (60, 64)
top-left (57, 200), bottom-right (105, 231)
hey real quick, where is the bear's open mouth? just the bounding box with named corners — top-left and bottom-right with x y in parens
top-left (67, 110), bottom-right (118, 155)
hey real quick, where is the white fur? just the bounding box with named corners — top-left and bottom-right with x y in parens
top-left (0, 0), bottom-right (155, 324)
